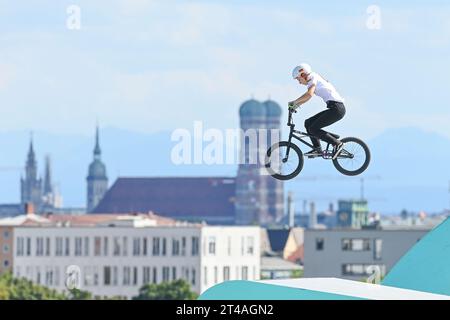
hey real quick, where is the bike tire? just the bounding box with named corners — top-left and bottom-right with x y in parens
top-left (332, 137), bottom-right (371, 176)
top-left (265, 141), bottom-right (304, 181)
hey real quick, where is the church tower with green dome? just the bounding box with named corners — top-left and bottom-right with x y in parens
top-left (86, 126), bottom-right (108, 212)
top-left (235, 98), bottom-right (284, 225)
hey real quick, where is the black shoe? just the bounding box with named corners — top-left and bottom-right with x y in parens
top-left (304, 148), bottom-right (323, 158)
top-left (332, 142), bottom-right (344, 160)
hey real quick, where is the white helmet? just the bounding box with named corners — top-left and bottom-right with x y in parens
top-left (292, 63), bottom-right (312, 79)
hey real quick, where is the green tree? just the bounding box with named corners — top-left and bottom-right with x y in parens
top-left (0, 272), bottom-right (66, 300)
top-left (133, 279), bottom-right (198, 300)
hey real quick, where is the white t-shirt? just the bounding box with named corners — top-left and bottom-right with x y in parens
top-left (307, 72), bottom-right (345, 103)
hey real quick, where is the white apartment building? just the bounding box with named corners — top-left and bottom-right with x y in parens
top-left (304, 228), bottom-right (430, 281)
top-left (5, 213), bottom-right (260, 299)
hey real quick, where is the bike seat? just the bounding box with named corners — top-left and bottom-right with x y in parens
top-left (329, 133), bottom-right (340, 139)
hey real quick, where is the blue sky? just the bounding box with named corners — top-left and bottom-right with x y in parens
top-left (0, 0), bottom-right (449, 139)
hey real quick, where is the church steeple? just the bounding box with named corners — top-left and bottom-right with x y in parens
top-left (94, 125), bottom-right (101, 160)
top-left (21, 133), bottom-right (43, 210)
top-left (87, 125), bottom-right (108, 212)
top-left (25, 133), bottom-right (37, 180)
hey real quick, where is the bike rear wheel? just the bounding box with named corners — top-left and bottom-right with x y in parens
top-left (265, 141), bottom-right (304, 180)
top-left (332, 137), bottom-right (370, 176)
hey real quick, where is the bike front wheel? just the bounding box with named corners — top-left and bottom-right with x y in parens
top-left (332, 137), bottom-right (371, 176)
top-left (265, 141), bottom-right (304, 180)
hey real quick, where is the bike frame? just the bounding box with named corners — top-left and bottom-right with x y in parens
top-left (284, 109), bottom-right (351, 160)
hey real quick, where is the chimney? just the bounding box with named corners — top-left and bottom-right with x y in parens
top-left (25, 202), bottom-right (34, 215)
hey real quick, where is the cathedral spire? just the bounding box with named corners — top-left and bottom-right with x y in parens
top-left (94, 125), bottom-right (101, 160)
top-left (27, 132), bottom-right (36, 164)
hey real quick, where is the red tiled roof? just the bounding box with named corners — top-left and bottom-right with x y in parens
top-left (92, 177), bottom-right (236, 219)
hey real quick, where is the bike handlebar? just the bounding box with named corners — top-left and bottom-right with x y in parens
top-left (287, 107), bottom-right (297, 126)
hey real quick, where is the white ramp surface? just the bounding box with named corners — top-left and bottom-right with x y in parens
top-left (258, 278), bottom-right (450, 300)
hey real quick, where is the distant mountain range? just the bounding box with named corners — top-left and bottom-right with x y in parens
top-left (0, 126), bottom-right (448, 214)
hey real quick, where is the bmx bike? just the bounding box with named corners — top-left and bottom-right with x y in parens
top-left (265, 108), bottom-right (371, 180)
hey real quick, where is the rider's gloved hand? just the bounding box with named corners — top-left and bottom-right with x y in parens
top-left (288, 102), bottom-right (298, 112)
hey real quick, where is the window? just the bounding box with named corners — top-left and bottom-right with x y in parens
top-left (342, 264), bottom-right (386, 277)
top-left (3, 244), bottom-right (9, 254)
top-left (223, 266), bottom-right (230, 281)
top-left (36, 267), bottom-right (41, 284)
top-left (172, 267), bottom-right (177, 280)
top-left (341, 238), bottom-right (371, 251)
top-left (93, 266), bottom-right (99, 286)
top-left (17, 237), bottom-right (24, 256)
top-left (374, 239), bottom-right (382, 260)
top-left (55, 237), bottom-right (63, 256)
top-left (133, 237), bottom-right (141, 256)
top-left (112, 266), bottom-right (118, 286)
top-left (247, 237), bottom-right (254, 255)
top-left (133, 267), bottom-right (138, 285)
top-left (208, 236), bottom-right (216, 255)
top-left (84, 266), bottom-right (93, 286)
top-left (45, 237), bottom-right (50, 256)
top-left (143, 238), bottom-right (148, 256)
top-left (242, 266), bottom-right (248, 280)
top-left (103, 237), bottom-right (109, 256)
top-left (75, 237), bottom-right (82, 256)
top-left (191, 237), bottom-right (199, 256)
top-left (36, 237), bottom-right (44, 256)
top-left (191, 268), bottom-right (196, 286)
top-left (113, 237), bottom-right (121, 256)
top-left (104, 266), bottom-right (111, 285)
top-left (162, 267), bottom-right (170, 282)
top-left (162, 238), bottom-right (167, 256)
top-left (172, 239), bottom-right (180, 256)
top-left (123, 267), bottom-right (131, 285)
top-left (26, 237), bottom-right (31, 256)
top-left (45, 267), bottom-right (54, 286)
top-left (3, 230), bottom-right (10, 239)
top-left (143, 267), bottom-right (151, 284)
top-left (181, 237), bottom-right (186, 256)
top-left (84, 237), bottom-right (89, 256)
top-left (65, 237), bottom-right (70, 256)
top-left (152, 237), bottom-right (160, 256)
top-left (152, 267), bottom-right (158, 284)
top-left (316, 238), bottom-right (324, 251)
top-left (204, 266), bottom-right (208, 285)
top-left (3, 260), bottom-right (9, 268)
top-left (227, 237), bottom-right (231, 256)
top-left (94, 237), bottom-right (101, 256)
top-left (342, 238), bottom-right (350, 250)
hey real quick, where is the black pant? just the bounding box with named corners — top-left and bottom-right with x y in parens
top-left (304, 101), bottom-right (346, 148)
